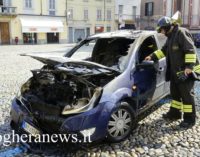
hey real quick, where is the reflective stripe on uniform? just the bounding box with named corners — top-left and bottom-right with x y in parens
top-left (156, 26), bottom-right (160, 31)
top-left (154, 50), bottom-right (165, 59)
top-left (185, 54), bottom-right (196, 63)
top-left (182, 104), bottom-right (193, 113)
top-left (193, 65), bottom-right (200, 73)
top-left (176, 71), bottom-right (184, 75)
top-left (171, 100), bottom-right (182, 110)
top-left (148, 45), bottom-right (154, 48)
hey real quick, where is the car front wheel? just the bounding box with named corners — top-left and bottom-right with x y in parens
top-left (107, 102), bottom-right (136, 142)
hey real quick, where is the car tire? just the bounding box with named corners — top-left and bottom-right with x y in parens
top-left (106, 101), bottom-right (136, 142)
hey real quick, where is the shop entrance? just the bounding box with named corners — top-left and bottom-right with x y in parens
top-left (23, 33), bottom-right (37, 44)
top-left (0, 22), bottom-right (10, 44)
top-left (47, 33), bottom-right (59, 43)
top-left (74, 29), bottom-right (85, 43)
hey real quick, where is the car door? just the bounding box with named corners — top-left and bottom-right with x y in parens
top-left (132, 35), bottom-right (167, 110)
top-left (153, 34), bottom-right (169, 99)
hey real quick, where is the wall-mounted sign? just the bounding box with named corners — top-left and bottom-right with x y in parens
top-left (29, 28), bottom-right (37, 32)
top-left (51, 27), bottom-right (58, 31)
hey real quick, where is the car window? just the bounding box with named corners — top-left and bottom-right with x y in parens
top-left (69, 37), bottom-right (135, 71)
top-left (91, 38), bottom-right (135, 71)
top-left (137, 36), bottom-right (158, 63)
top-left (70, 40), bottom-right (96, 60)
top-left (157, 33), bottom-right (167, 49)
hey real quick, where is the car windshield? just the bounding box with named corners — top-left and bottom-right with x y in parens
top-left (71, 40), bottom-right (96, 60)
top-left (69, 38), bottom-right (135, 72)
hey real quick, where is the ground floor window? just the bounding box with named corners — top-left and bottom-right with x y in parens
top-left (47, 33), bottom-right (59, 43)
top-left (68, 27), bottom-right (89, 43)
top-left (86, 27), bottom-right (90, 37)
top-left (74, 29), bottom-right (85, 43)
top-left (106, 26), bottom-right (111, 32)
top-left (23, 33), bottom-right (37, 44)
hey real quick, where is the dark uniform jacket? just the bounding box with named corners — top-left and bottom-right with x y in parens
top-left (151, 25), bottom-right (199, 82)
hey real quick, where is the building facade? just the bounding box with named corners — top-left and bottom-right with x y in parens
top-left (66, 0), bottom-right (116, 43)
top-left (165, 0), bottom-right (200, 34)
top-left (0, 0), bottom-right (17, 44)
top-left (115, 0), bottom-right (141, 30)
top-left (140, 0), bottom-right (164, 30)
top-left (140, 0), bottom-right (200, 33)
top-left (0, 0), bottom-right (67, 44)
top-left (0, 0), bottom-right (116, 44)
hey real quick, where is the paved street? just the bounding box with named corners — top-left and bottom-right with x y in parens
top-left (0, 45), bottom-right (200, 157)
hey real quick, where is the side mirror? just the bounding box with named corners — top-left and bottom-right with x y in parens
top-left (136, 60), bottom-right (154, 69)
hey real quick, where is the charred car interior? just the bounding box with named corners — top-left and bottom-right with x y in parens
top-left (68, 37), bottom-right (135, 71)
top-left (90, 38), bottom-right (134, 67)
top-left (11, 30), bottom-right (169, 143)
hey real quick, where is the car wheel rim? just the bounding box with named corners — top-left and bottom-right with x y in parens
top-left (108, 109), bottom-right (132, 138)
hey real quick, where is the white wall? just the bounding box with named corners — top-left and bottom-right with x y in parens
top-left (166, 0), bottom-right (172, 17)
top-left (115, 0), bottom-right (141, 16)
top-left (182, 0), bottom-right (189, 25)
top-left (191, 0), bottom-right (199, 26)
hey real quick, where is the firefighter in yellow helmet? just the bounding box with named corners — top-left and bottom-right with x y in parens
top-left (145, 16), bottom-right (200, 128)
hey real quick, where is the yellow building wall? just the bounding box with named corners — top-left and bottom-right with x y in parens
top-left (12, 0), bottom-right (40, 15)
top-left (67, 0), bottom-right (116, 34)
top-left (12, 0), bottom-right (66, 16)
top-left (60, 20), bottom-right (68, 43)
top-left (7, 0), bottom-right (67, 44)
top-left (37, 33), bottom-right (46, 39)
top-left (37, 33), bottom-right (46, 44)
top-left (1, 0), bottom-right (117, 44)
top-left (10, 17), bottom-right (23, 44)
top-left (0, 16), bottom-right (22, 44)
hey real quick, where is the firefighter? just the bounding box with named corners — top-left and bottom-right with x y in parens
top-left (145, 16), bottom-right (200, 128)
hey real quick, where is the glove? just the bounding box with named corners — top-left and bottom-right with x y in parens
top-left (177, 71), bottom-right (200, 81)
top-left (176, 71), bottom-right (188, 81)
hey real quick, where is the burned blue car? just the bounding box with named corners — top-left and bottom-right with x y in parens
top-left (11, 30), bottom-right (170, 143)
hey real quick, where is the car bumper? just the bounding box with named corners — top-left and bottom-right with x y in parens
top-left (10, 97), bottom-right (116, 142)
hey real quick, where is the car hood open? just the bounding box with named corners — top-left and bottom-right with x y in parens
top-left (21, 53), bottom-right (120, 73)
top-left (20, 53), bottom-right (76, 65)
top-left (19, 53), bottom-right (120, 120)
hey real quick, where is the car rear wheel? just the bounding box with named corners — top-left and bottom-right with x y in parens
top-left (107, 102), bottom-right (136, 142)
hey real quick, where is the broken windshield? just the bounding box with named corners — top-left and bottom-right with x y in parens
top-left (71, 39), bottom-right (96, 60)
top-left (70, 38), bottom-right (135, 72)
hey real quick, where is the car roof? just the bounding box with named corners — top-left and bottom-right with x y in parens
top-left (88, 30), bottom-right (157, 39)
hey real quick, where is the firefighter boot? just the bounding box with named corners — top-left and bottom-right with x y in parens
top-left (179, 115), bottom-right (196, 128)
top-left (163, 108), bottom-right (181, 121)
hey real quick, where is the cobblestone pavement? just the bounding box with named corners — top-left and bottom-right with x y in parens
top-left (0, 45), bottom-right (200, 157)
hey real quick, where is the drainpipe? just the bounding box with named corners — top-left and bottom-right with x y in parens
top-left (183, 0), bottom-right (185, 25)
top-left (171, 0), bottom-right (173, 16)
top-left (188, 0), bottom-right (192, 27)
top-left (104, 0), bottom-right (106, 21)
top-left (40, 0), bottom-right (42, 15)
top-left (104, 0), bottom-right (106, 32)
top-left (66, 0), bottom-right (68, 23)
top-left (66, 0), bottom-right (69, 43)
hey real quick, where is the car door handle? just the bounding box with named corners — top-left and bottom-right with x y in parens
top-left (158, 67), bottom-right (164, 72)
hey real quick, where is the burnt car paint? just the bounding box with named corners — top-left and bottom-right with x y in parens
top-left (11, 30), bottom-right (170, 142)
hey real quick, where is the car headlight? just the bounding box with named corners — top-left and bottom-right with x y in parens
top-left (62, 87), bottom-right (103, 115)
top-left (16, 79), bottom-right (31, 99)
top-left (87, 87), bottom-right (103, 109)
